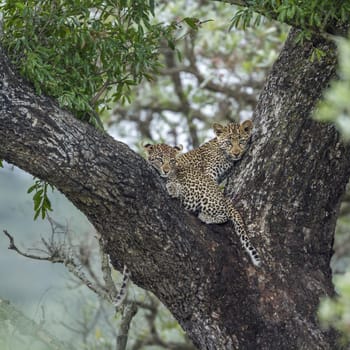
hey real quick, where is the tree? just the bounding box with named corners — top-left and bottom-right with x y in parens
top-left (1, 1), bottom-right (350, 349)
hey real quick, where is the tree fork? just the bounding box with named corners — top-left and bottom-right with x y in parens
top-left (1, 25), bottom-right (350, 349)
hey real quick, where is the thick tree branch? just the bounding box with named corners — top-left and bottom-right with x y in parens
top-left (0, 43), bottom-right (248, 349)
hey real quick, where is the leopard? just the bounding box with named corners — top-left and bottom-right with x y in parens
top-left (144, 119), bottom-right (253, 182)
top-left (143, 121), bottom-right (260, 266)
top-left (174, 119), bottom-right (254, 183)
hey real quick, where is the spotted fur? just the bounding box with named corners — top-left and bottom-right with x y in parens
top-left (143, 121), bottom-right (260, 266)
top-left (176, 120), bottom-right (253, 183)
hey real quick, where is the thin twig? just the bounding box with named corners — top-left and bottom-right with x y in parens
top-left (117, 302), bottom-right (138, 350)
top-left (3, 229), bottom-right (58, 261)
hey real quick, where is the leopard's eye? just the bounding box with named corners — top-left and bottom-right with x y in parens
top-left (239, 140), bottom-right (247, 146)
top-left (148, 156), bottom-right (161, 164)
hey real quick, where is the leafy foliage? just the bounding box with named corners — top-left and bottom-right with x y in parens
top-left (230, 0), bottom-right (350, 41)
top-left (315, 38), bottom-right (350, 139)
top-left (230, 7), bottom-right (262, 30)
top-left (0, 0), bottom-right (177, 127)
top-left (27, 179), bottom-right (53, 220)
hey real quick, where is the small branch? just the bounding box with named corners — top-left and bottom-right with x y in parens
top-left (117, 302), bottom-right (138, 350)
top-left (64, 257), bottom-right (110, 300)
top-left (91, 80), bottom-right (110, 106)
top-left (3, 227), bottom-right (129, 311)
top-left (3, 229), bottom-right (57, 261)
top-left (185, 40), bottom-right (258, 106)
top-left (2, 229), bottom-right (110, 301)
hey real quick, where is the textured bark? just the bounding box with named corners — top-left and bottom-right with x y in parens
top-left (1, 27), bottom-right (350, 350)
top-left (225, 29), bottom-right (350, 349)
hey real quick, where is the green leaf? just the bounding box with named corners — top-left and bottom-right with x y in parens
top-left (310, 47), bottom-right (326, 62)
top-left (27, 183), bottom-right (38, 194)
top-left (149, 0), bottom-right (155, 16)
top-left (183, 17), bottom-right (199, 30)
top-left (27, 179), bottom-right (54, 220)
top-left (44, 197), bottom-right (52, 211)
top-left (41, 206), bottom-right (46, 220)
top-left (176, 49), bottom-right (183, 62)
top-left (34, 209), bottom-right (40, 221)
top-left (33, 191), bottom-right (43, 211)
top-left (14, 2), bottom-right (25, 10)
top-left (287, 5), bottom-right (296, 20)
top-left (167, 39), bottom-right (175, 50)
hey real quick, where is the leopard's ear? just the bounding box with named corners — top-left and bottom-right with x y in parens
top-left (241, 120), bottom-right (253, 134)
top-left (213, 123), bottom-right (225, 136)
top-left (143, 143), bottom-right (154, 152)
top-left (174, 144), bottom-right (183, 152)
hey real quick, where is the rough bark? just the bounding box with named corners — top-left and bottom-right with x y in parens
top-left (1, 25), bottom-right (350, 350)
top-left (225, 29), bottom-right (350, 349)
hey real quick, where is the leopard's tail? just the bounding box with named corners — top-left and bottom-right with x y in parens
top-left (112, 265), bottom-right (130, 308)
top-left (228, 203), bottom-right (261, 267)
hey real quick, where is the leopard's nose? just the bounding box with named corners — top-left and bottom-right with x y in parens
top-left (163, 165), bottom-right (170, 174)
top-left (232, 150), bottom-right (241, 158)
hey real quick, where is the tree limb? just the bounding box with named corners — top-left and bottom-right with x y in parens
top-left (0, 42), bottom-right (235, 348)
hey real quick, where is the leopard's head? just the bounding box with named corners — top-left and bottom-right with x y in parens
top-left (213, 120), bottom-right (253, 160)
top-left (143, 143), bottom-right (183, 177)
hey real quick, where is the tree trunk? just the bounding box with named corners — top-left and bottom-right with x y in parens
top-left (224, 29), bottom-right (350, 349)
top-left (0, 27), bottom-right (349, 350)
